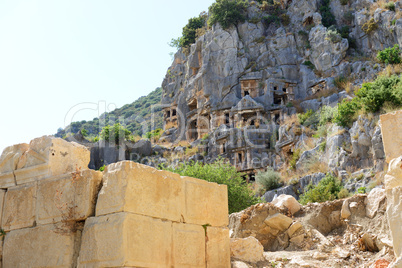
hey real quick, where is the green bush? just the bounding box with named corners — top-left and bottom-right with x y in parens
top-left (298, 110), bottom-right (314, 125)
top-left (303, 61), bottom-right (315, 69)
top-left (357, 186), bottom-right (366, 194)
top-left (290, 149), bottom-right (301, 170)
top-left (340, 0), bottom-right (349, 5)
top-left (334, 98), bottom-right (362, 127)
top-left (208, 0), bottom-right (249, 29)
top-left (170, 13), bottom-right (206, 48)
top-left (100, 123), bottom-right (132, 144)
top-left (343, 11), bottom-right (354, 25)
top-left (255, 168), bottom-right (282, 191)
top-left (145, 128), bottom-right (163, 140)
top-left (299, 174), bottom-right (344, 205)
top-left (163, 159), bottom-right (260, 213)
top-left (362, 18), bottom-right (378, 34)
top-left (385, 2), bottom-right (396, 11)
top-left (338, 26), bottom-right (350, 38)
top-left (377, 44), bottom-right (401, 64)
top-left (356, 75), bottom-right (402, 112)
top-left (319, 0), bottom-right (336, 27)
top-left (319, 105), bottom-right (338, 126)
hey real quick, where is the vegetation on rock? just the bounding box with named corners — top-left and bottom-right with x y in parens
top-left (170, 13), bottom-right (207, 49)
top-left (256, 168), bottom-right (282, 191)
top-left (162, 159), bottom-right (260, 213)
top-left (208, 0), bottom-right (249, 29)
top-left (377, 44), bottom-right (401, 65)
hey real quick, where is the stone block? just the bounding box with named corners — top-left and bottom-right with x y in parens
top-left (0, 143), bottom-right (29, 188)
top-left (78, 212), bottom-right (172, 267)
top-left (182, 176), bottom-right (228, 227)
top-left (2, 182), bottom-right (36, 231)
top-left (230, 236), bottom-right (264, 263)
top-left (0, 137), bottom-right (90, 187)
top-left (172, 223), bottom-right (205, 268)
top-left (95, 161), bottom-right (185, 222)
top-left (387, 186), bottom-right (402, 257)
top-left (380, 111), bottom-right (402, 163)
top-left (37, 169), bottom-right (102, 225)
top-left (264, 213), bottom-right (293, 232)
top-left (0, 189), bottom-right (6, 227)
top-left (206, 227), bottom-right (230, 268)
top-left (3, 223), bottom-right (78, 267)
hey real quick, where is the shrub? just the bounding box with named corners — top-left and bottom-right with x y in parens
top-left (290, 149), bottom-right (301, 170)
top-left (163, 159), bottom-right (260, 213)
top-left (100, 123), bottom-right (132, 144)
top-left (170, 13), bottom-right (207, 48)
top-left (326, 27), bottom-right (342, 43)
top-left (362, 18), bottom-right (378, 34)
top-left (208, 0), bottom-right (249, 29)
top-left (334, 98), bottom-right (362, 127)
top-left (377, 44), bottom-right (401, 64)
top-left (343, 11), bottom-right (354, 25)
top-left (303, 61), bottom-right (315, 69)
top-left (356, 75), bottom-right (402, 112)
top-left (319, 0), bottom-right (336, 27)
top-left (337, 188), bottom-right (350, 199)
top-left (318, 106), bottom-right (338, 126)
top-left (255, 168), bottom-right (282, 191)
top-left (340, 0), bottom-right (349, 5)
top-left (338, 26), bottom-right (350, 39)
top-left (145, 128), bottom-right (164, 141)
top-left (385, 2), bottom-right (395, 11)
top-left (357, 186), bottom-right (366, 194)
top-left (299, 174), bottom-right (344, 205)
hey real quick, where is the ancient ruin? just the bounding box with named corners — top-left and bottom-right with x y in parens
top-left (0, 136), bottom-right (230, 267)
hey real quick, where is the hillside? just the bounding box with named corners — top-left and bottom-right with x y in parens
top-left (55, 87), bottom-right (163, 139)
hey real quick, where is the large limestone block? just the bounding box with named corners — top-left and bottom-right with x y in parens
top-left (172, 223), bottom-right (206, 267)
top-left (230, 236), bottom-right (264, 263)
top-left (96, 161), bottom-right (184, 222)
top-left (3, 223), bottom-right (78, 267)
top-left (366, 188), bottom-right (386, 218)
top-left (380, 111), bottom-right (402, 163)
top-left (264, 213), bottom-right (293, 232)
top-left (2, 182), bottom-right (36, 231)
top-left (182, 176), bottom-right (228, 227)
top-left (271, 194), bottom-right (301, 215)
top-left (14, 136), bottom-right (90, 185)
top-left (0, 143), bottom-right (29, 188)
top-left (37, 169), bottom-right (102, 225)
top-left (206, 227), bottom-right (230, 268)
top-left (387, 186), bottom-right (402, 257)
top-left (78, 212), bottom-right (172, 267)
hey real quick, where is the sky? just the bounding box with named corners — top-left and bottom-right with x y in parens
top-left (0, 0), bottom-right (215, 153)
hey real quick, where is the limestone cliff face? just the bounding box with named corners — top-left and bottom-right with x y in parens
top-left (161, 0), bottom-right (400, 176)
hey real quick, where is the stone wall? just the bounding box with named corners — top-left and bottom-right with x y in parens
top-left (0, 136), bottom-right (230, 267)
top-left (380, 111), bottom-right (402, 268)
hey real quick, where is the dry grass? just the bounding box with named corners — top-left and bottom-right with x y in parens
top-left (280, 159), bottom-right (329, 184)
top-left (290, 99), bottom-right (303, 113)
top-left (164, 121), bottom-right (177, 130)
top-left (281, 114), bottom-right (300, 127)
top-left (304, 88), bottom-right (339, 101)
top-left (176, 140), bottom-right (191, 147)
top-left (185, 146), bottom-right (199, 157)
top-left (378, 64), bottom-right (402, 77)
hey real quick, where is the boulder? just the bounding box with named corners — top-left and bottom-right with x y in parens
top-left (366, 188), bottom-right (386, 219)
top-left (264, 213), bottom-right (293, 231)
top-left (380, 110), bottom-right (402, 163)
top-left (272, 194), bottom-right (301, 215)
top-left (230, 237), bottom-right (264, 263)
top-left (341, 199), bottom-right (351, 219)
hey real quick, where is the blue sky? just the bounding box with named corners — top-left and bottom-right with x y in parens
top-left (0, 0), bottom-right (215, 153)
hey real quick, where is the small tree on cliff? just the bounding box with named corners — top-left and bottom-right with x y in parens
top-left (208, 0), bottom-right (249, 29)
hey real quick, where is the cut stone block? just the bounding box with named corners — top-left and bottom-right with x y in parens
top-left (387, 186), bottom-right (402, 257)
top-left (0, 189), bottom-right (6, 227)
top-left (173, 223), bottom-right (206, 268)
top-left (182, 176), bottom-right (229, 227)
top-left (37, 169), bottom-right (102, 225)
top-left (3, 223), bottom-right (79, 267)
top-left (206, 227), bottom-right (230, 268)
top-left (0, 143), bottom-right (29, 188)
top-left (13, 136), bottom-right (90, 185)
top-left (95, 161), bottom-right (185, 222)
top-left (2, 182), bottom-right (36, 231)
top-left (78, 212), bottom-right (172, 267)
top-left (264, 213), bottom-right (293, 232)
top-left (380, 111), bottom-right (402, 163)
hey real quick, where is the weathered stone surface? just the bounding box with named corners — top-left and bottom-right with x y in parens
top-left (96, 161), bottom-right (228, 227)
top-left (78, 212), bottom-right (173, 267)
top-left (341, 199), bottom-right (351, 219)
top-left (96, 161), bottom-right (184, 222)
top-left (230, 236), bottom-right (264, 263)
top-left (366, 188), bottom-right (386, 219)
top-left (2, 182), bottom-right (36, 231)
top-left (380, 111), bottom-right (402, 163)
top-left (231, 261), bottom-right (250, 268)
top-left (206, 227), bottom-right (230, 268)
top-left (287, 222), bottom-right (303, 237)
top-left (182, 175), bottom-right (228, 227)
top-left (0, 143), bottom-right (29, 188)
top-left (3, 223), bottom-right (79, 267)
top-left (385, 157), bottom-right (402, 189)
top-left (387, 186), bottom-right (402, 257)
top-left (37, 169), bottom-right (102, 225)
top-left (264, 213), bottom-right (293, 232)
top-left (173, 223), bottom-right (205, 267)
top-left (272, 194), bottom-right (301, 215)
top-left (0, 189), bottom-right (6, 226)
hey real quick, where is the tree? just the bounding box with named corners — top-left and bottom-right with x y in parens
top-left (208, 0), bottom-right (249, 29)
